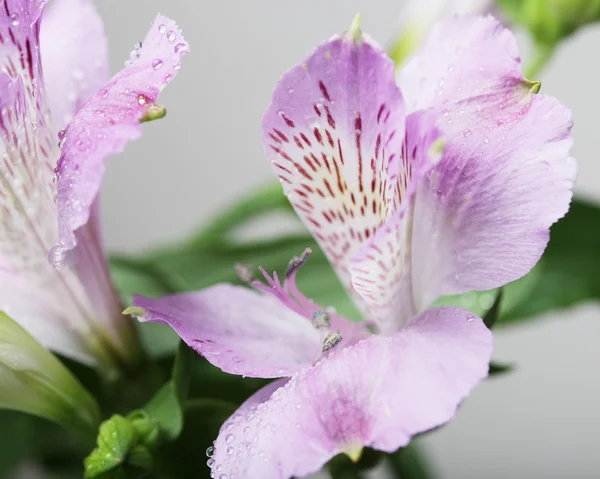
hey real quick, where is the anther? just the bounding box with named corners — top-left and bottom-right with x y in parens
top-left (285, 248), bottom-right (312, 278)
top-left (235, 263), bottom-right (255, 283)
top-left (322, 331), bottom-right (342, 351)
top-left (312, 309), bottom-right (331, 329)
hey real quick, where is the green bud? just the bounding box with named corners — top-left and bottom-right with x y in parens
top-left (128, 410), bottom-right (160, 449)
top-left (0, 312), bottom-right (101, 438)
top-left (84, 415), bottom-right (136, 477)
top-left (499, 0), bottom-right (600, 47)
top-left (140, 103), bottom-right (167, 123)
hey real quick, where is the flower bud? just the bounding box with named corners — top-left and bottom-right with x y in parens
top-left (0, 312), bottom-right (100, 437)
top-left (499, 0), bottom-right (600, 46)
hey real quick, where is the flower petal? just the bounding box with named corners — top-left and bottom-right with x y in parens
top-left (130, 285), bottom-right (323, 378)
top-left (0, 271), bottom-right (95, 364)
top-left (262, 26), bottom-right (407, 301)
top-left (56, 14), bottom-right (189, 255)
top-left (209, 306), bottom-right (492, 478)
top-left (40, 0), bottom-right (109, 128)
top-left (349, 110), bottom-right (442, 332)
top-left (0, 2), bottom-right (59, 272)
top-left (398, 15), bottom-right (576, 307)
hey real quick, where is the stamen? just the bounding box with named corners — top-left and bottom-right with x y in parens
top-left (235, 263), bottom-right (255, 283)
top-left (322, 331), bottom-right (342, 351)
top-left (284, 248), bottom-right (312, 278)
top-left (312, 309), bottom-right (331, 329)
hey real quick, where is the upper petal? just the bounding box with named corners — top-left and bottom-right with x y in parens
top-left (0, 1), bottom-right (59, 272)
top-left (130, 284), bottom-right (323, 378)
top-left (262, 25), bottom-right (408, 308)
top-left (209, 306), bottom-right (492, 478)
top-left (40, 0), bottom-right (109, 128)
top-left (56, 14), bottom-right (189, 255)
top-left (398, 15), bottom-right (576, 308)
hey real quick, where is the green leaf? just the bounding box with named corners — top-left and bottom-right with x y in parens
top-left (144, 341), bottom-right (194, 440)
top-left (388, 442), bottom-right (436, 479)
top-left (84, 415), bottom-right (135, 478)
top-left (127, 445), bottom-right (153, 470)
top-left (500, 198), bottom-right (600, 322)
top-left (483, 289), bottom-right (503, 330)
top-left (154, 398), bottom-right (237, 478)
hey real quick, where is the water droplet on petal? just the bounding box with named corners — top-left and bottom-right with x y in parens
top-left (152, 59), bottom-right (164, 70)
top-left (172, 61), bottom-right (181, 71)
top-left (166, 30), bottom-right (176, 42)
top-left (164, 73), bottom-right (173, 83)
top-left (9, 13), bottom-right (19, 26)
top-left (158, 24), bottom-right (166, 34)
top-left (226, 447), bottom-right (234, 455)
top-left (483, 136), bottom-right (490, 144)
top-left (174, 42), bottom-right (189, 54)
top-left (207, 458), bottom-right (215, 467)
top-left (48, 244), bottom-right (66, 270)
top-left (463, 129), bottom-right (472, 137)
top-left (225, 434), bottom-right (235, 444)
top-left (137, 94), bottom-right (148, 105)
top-left (206, 446), bottom-right (215, 458)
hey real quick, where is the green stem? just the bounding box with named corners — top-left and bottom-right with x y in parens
top-left (524, 42), bottom-right (555, 79)
top-left (192, 182), bottom-right (292, 247)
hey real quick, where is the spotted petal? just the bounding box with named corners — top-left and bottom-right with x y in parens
top-left (209, 307), bottom-right (492, 478)
top-left (262, 26), bottom-right (408, 303)
top-left (398, 15), bottom-right (576, 309)
top-left (349, 110), bottom-right (442, 332)
top-left (40, 0), bottom-right (109, 128)
top-left (0, 1), bottom-right (57, 273)
top-left (130, 285), bottom-right (323, 378)
top-left (56, 14), bottom-right (189, 255)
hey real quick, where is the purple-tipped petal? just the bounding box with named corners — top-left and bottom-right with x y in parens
top-left (349, 110), bottom-right (442, 332)
top-left (210, 307), bottom-right (492, 478)
top-left (131, 285), bottom-right (322, 378)
top-left (56, 14), bottom-right (189, 254)
top-left (40, 0), bottom-right (109, 128)
top-left (262, 27), bottom-right (408, 302)
top-left (398, 15), bottom-right (576, 305)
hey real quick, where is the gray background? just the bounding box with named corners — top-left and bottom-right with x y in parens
top-left (95, 1), bottom-right (600, 478)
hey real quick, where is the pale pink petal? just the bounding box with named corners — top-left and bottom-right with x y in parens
top-left (130, 285), bottom-right (322, 378)
top-left (398, 16), bottom-right (576, 308)
top-left (262, 27), bottom-right (408, 302)
top-left (0, 272), bottom-right (95, 364)
top-left (209, 307), bottom-right (492, 478)
top-left (349, 110), bottom-right (442, 332)
top-left (40, 0), bottom-right (109, 128)
top-left (56, 14), bottom-right (189, 255)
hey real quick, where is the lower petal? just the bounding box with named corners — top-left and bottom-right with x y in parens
top-left (208, 307), bottom-right (492, 478)
top-left (130, 285), bottom-right (323, 378)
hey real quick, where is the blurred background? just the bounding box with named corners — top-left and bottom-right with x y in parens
top-left (94, 1), bottom-right (599, 478)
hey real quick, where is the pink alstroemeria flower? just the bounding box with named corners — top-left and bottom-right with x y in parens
top-left (0, 0), bottom-right (188, 370)
top-left (129, 14), bottom-right (575, 478)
